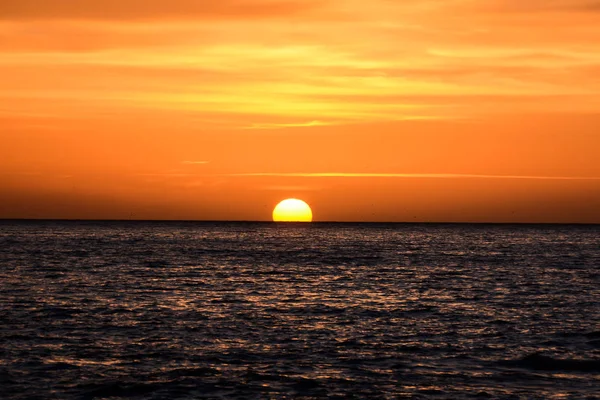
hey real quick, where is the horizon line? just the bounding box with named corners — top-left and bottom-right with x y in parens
top-left (0, 218), bottom-right (598, 226)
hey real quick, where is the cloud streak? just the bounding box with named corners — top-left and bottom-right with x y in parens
top-left (470, 0), bottom-right (600, 13)
top-left (243, 120), bottom-right (339, 129)
top-left (181, 161), bottom-right (210, 165)
top-left (0, 0), bottom-right (317, 21)
top-left (1, 0), bottom-right (599, 123)
top-left (226, 172), bottom-right (600, 180)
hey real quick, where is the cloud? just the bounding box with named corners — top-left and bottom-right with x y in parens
top-left (0, 0), bottom-right (317, 21)
top-left (469, 0), bottom-right (600, 13)
top-left (243, 120), bottom-right (338, 129)
top-left (1, 0), bottom-right (599, 125)
top-left (259, 185), bottom-right (318, 191)
top-left (226, 172), bottom-right (600, 180)
top-left (181, 161), bottom-right (210, 165)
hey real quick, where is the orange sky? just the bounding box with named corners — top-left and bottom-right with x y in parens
top-left (1, 0), bottom-right (599, 222)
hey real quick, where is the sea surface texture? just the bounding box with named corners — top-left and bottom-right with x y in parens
top-left (1, 221), bottom-right (599, 399)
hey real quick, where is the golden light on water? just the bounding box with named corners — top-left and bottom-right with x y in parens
top-left (272, 199), bottom-right (313, 222)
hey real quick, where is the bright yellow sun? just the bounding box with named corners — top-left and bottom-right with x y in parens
top-left (272, 198), bottom-right (313, 222)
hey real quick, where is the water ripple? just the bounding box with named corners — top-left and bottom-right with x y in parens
top-left (1, 221), bottom-right (599, 399)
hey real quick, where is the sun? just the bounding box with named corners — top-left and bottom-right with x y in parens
top-left (273, 198), bottom-right (313, 222)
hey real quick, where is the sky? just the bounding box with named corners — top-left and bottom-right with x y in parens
top-left (1, 0), bottom-right (599, 222)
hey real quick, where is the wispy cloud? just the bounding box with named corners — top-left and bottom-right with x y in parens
top-left (259, 185), bottom-right (319, 191)
top-left (0, 0), bottom-right (318, 21)
top-left (226, 172), bottom-right (600, 180)
top-left (181, 160), bottom-right (210, 165)
top-left (469, 0), bottom-right (600, 13)
top-left (2, 0), bottom-right (599, 124)
top-left (135, 173), bottom-right (194, 177)
top-left (243, 120), bottom-right (338, 129)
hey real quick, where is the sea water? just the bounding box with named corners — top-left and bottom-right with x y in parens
top-left (1, 221), bottom-right (599, 399)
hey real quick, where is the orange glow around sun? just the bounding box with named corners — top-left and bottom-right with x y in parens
top-left (273, 199), bottom-right (313, 222)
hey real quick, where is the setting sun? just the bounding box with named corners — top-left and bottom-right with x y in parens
top-left (272, 199), bottom-right (313, 222)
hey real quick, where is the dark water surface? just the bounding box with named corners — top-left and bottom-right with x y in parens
top-left (1, 221), bottom-right (599, 399)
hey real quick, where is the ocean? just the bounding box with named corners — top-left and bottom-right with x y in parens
top-left (1, 221), bottom-right (599, 399)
